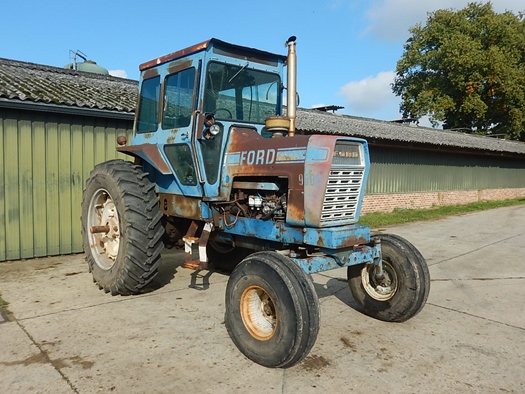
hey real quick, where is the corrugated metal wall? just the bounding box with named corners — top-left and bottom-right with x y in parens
top-left (0, 109), bottom-right (133, 261)
top-left (2, 108), bottom-right (525, 261)
top-left (366, 146), bottom-right (525, 194)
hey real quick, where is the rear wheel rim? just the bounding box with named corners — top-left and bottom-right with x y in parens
top-left (86, 188), bottom-right (120, 270)
top-left (240, 285), bottom-right (277, 341)
top-left (361, 261), bottom-right (398, 301)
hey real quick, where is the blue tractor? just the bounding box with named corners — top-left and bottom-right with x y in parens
top-left (81, 37), bottom-right (430, 368)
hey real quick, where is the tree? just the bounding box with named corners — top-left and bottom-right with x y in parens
top-left (392, 2), bottom-right (525, 140)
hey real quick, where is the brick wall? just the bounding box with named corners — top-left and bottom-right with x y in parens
top-left (361, 188), bottom-right (525, 214)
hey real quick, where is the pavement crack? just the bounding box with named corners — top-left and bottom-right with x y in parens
top-left (14, 286), bottom-right (193, 322)
top-left (429, 232), bottom-right (525, 267)
top-left (15, 320), bottom-right (80, 393)
top-left (428, 302), bottom-right (525, 332)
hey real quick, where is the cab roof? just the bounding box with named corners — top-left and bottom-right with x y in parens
top-left (139, 38), bottom-right (287, 71)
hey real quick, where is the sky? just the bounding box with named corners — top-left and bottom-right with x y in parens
top-left (2, 0), bottom-right (524, 125)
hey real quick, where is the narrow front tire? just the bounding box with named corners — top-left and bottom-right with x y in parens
top-left (348, 234), bottom-right (430, 322)
top-left (225, 251), bottom-right (320, 368)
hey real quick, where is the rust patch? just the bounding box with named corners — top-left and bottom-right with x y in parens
top-left (159, 193), bottom-right (202, 219)
top-left (167, 59), bottom-right (192, 75)
top-left (300, 354), bottom-right (331, 371)
top-left (286, 189), bottom-right (305, 225)
top-left (140, 40), bottom-right (211, 71)
top-left (142, 67), bottom-right (159, 79)
top-left (225, 128), bottom-right (310, 225)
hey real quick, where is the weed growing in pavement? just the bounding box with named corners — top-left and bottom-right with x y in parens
top-left (0, 292), bottom-right (12, 318)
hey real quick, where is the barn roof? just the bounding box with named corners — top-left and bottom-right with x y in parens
top-left (0, 58), bottom-right (137, 114)
top-left (1, 57), bottom-right (524, 156)
top-left (295, 108), bottom-right (525, 156)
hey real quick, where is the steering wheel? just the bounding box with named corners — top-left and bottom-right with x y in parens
top-left (215, 108), bottom-right (233, 119)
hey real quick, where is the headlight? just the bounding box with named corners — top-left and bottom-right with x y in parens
top-left (209, 124), bottom-right (221, 136)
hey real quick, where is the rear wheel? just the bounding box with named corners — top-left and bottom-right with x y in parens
top-left (225, 251), bottom-right (320, 368)
top-left (348, 234), bottom-right (430, 322)
top-left (81, 160), bottom-right (164, 295)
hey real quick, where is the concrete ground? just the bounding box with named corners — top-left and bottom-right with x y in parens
top-left (1, 205), bottom-right (524, 394)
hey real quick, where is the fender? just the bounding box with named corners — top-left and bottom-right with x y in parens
top-left (117, 143), bottom-right (171, 175)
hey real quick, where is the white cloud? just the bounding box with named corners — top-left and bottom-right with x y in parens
top-left (351, 0), bottom-right (525, 123)
top-left (365, 0), bottom-right (525, 41)
top-left (109, 69), bottom-right (128, 79)
top-left (339, 70), bottom-right (399, 118)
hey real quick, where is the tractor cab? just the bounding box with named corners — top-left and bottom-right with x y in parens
top-left (119, 38), bottom-right (291, 202)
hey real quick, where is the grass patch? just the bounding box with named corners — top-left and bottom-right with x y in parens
top-left (0, 292), bottom-right (12, 318)
top-left (358, 198), bottom-right (525, 228)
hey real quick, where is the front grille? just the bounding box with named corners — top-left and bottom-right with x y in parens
top-left (320, 168), bottom-right (364, 224)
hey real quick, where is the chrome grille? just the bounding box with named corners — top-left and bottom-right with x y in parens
top-left (320, 168), bottom-right (364, 224)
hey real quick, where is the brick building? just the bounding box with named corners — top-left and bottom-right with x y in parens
top-left (295, 109), bottom-right (525, 213)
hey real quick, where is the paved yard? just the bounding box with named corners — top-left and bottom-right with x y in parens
top-left (1, 205), bottom-right (524, 393)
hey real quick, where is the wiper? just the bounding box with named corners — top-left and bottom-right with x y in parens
top-left (228, 61), bottom-right (249, 83)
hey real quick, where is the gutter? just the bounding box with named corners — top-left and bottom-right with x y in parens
top-left (0, 98), bottom-right (135, 121)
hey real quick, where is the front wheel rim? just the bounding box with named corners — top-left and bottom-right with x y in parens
top-left (240, 285), bottom-right (277, 341)
top-left (361, 261), bottom-right (398, 301)
top-left (86, 188), bottom-right (120, 270)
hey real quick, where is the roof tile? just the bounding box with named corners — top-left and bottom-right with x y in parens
top-left (0, 58), bottom-right (137, 112)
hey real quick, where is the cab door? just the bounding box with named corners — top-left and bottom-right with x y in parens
top-left (155, 58), bottom-right (203, 197)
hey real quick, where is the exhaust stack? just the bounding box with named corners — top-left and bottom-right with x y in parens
top-left (286, 36), bottom-right (297, 137)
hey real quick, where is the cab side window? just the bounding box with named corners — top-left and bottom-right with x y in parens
top-left (162, 68), bottom-right (196, 129)
top-left (136, 76), bottom-right (160, 133)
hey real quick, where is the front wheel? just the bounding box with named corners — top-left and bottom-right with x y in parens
top-left (348, 234), bottom-right (430, 322)
top-left (225, 252), bottom-right (320, 368)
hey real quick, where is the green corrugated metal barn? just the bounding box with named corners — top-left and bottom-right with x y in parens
top-left (1, 58), bottom-right (525, 261)
top-left (296, 109), bottom-right (525, 194)
top-left (0, 58), bottom-right (136, 261)
top-left (366, 147), bottom-right (525, 194)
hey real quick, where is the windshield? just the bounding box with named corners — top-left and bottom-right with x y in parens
top-left (203, 62), bottom-right (281, 123)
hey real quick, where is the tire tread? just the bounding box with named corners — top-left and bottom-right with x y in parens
top-left (81, 159), bottom-right (164, 295)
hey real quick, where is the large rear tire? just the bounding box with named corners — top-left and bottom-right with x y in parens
top-left (81, 159), bottom-right (164, 295)
top-left (348, 234), bottom-right (430, 322)
top-left (225, 251), bottom-right (320, 368)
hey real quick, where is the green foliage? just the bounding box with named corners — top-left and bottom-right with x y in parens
top-left (392, 2), bottom-right (525, 140)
